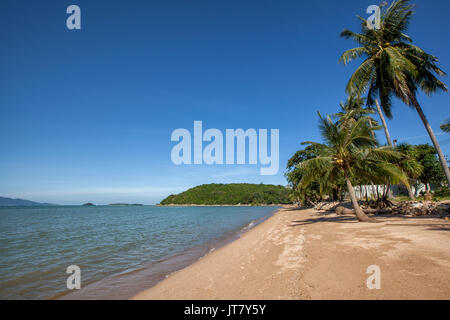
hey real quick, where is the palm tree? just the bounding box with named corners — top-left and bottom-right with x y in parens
top-left (336, 97), bottom-right (400, 200)
top-left (441, 117), bottom-right (450, 133)
top-left (339, 0), bottom-right (450, 186)
top-left (336, 96), bottom-right (379, 138)
top-left (395, 143), bottom-right (423, 199)
top-left (298, 110), bottom-right (409, 222)
top-left (374, 99), bottom-right (393, 147)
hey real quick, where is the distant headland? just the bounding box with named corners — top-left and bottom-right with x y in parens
top-left (0, 197), bottom-right (56, 206)
top-left (159, 183), bottom-right (291, 206)
top-left (82, 203), bottom-right (144, 206)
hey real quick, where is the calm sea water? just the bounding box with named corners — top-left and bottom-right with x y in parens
top-left (0, 205), bottom-right (276, 299)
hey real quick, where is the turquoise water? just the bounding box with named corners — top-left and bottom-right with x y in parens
top-left (0, 205), bottom-right (276, 299)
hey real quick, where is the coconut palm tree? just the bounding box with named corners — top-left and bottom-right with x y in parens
top-left (339, 0), bottom-right (450, 186)
top-left (395, 143), bottom-right (423, 199)
top-left (336, 97), bottom-right (400, 199)
top-left (298, 110), bottom-right (409, 222)
top-left (336, 96), bottom-right (379, 137)
top-left (337, 96), bottom-right (373, 118)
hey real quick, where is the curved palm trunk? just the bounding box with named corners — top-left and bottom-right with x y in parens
top-left (344, 168), bottom-right (374, 222)
top-left (368, 118), bottom-right (376, 139)
top-left (412, 100), bottom-right (450, 187)
top-left (371, 110), bottom-right (408, 198)
top-left (375, 99), bottom-right (393, 147)
top-left (375, 99), bottom-right (394, 199)
top-left (383, 183), bottom-right (390, 199)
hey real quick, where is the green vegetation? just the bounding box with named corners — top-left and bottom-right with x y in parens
top-left (393, 186), bottom-right (450, 202)
top-left (160, 184), bottom-right (291, 205)
top-left (286, 0), bottom-right (449, 222)
top-left (289, 109), bottom-right (409, 222)
top-left (393, 194), bottom-right (450, 203)
top-left (441, 118), bottom-right (450, 133)
top-left (434, 186), bottom-right (450, 199)
top-left (287, 128), bottom-right (447, 209)
top-left (339, 0), bottom-right (450, 186)
top-left (397, 144), bottom-right (446, 188)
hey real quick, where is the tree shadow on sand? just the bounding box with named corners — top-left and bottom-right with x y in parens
top-left (289, 210), bottom-right (450, 231)
top-left (383, 223), bottom-right (450, 232)
top-left (289, 213), bottom-right (357, 226)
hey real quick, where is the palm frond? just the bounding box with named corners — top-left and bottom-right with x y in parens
top-left (339, 47), bottom-right (368, 65)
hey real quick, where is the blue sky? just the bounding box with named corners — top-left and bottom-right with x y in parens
top-left (1, 0), bottom-right (449, 205)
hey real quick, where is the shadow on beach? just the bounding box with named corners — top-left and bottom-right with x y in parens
top-left (288, 208), bottom-right (450, 231)
top-left (290, 215), bottom-right (356, 226)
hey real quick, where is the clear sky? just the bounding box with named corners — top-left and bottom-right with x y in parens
top-left (1, 0), bottom-right (449, 205)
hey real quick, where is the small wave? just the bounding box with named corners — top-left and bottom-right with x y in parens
top-left (240, 220), bottom-right (256, 233)
top-left (4, 205), bottom-right (278, 299)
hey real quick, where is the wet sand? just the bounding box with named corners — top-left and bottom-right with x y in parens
top-left (133, 206), bottom-right (450, 300)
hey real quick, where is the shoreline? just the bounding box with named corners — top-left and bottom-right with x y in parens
top-left (133, 206), bottom-right (450, 300)
top-left (157, 204), bottom-right (287, 207)
top-left (57, 207), bottom-right (277, 300)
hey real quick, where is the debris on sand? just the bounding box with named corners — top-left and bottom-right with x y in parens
top-left (314, 200), bottom-right (450, 219)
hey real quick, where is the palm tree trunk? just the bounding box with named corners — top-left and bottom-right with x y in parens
top-left (407, 183), bottom-right (415, 200)
top-left (412, 99), bottom-right (450, 187)
top-left (371, 183), bottom-right (377, 200)
top-left (375, 99), bottom-right (393, 147)
top-left (344, 168), bottom-right (374, 222)
top-left (387, 189), bottom-right (393, 199)
top-left (368, 118), bottom-right (376, 139)
top-left (375, 99), bottom-right (395, 198)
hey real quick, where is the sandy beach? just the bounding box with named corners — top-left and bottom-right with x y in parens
top-left (133, 206), bottom-right (450, 300)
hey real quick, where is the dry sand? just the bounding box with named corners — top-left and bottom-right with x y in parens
top-left (132, 206), bottom-right (450, 300)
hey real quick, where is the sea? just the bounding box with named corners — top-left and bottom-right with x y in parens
top-left (0, 205), bottom-right (277, 299)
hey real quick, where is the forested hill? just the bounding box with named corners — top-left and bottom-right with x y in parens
top-left (159, 184), bottom-right (291, 205)
top-left (0, 197), bottom-right (54, 206)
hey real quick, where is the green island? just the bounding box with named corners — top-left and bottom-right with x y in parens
top-left (82, 203), bottom-right (95, 206)
top-left (159, 183), bottom-right (291, 206)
